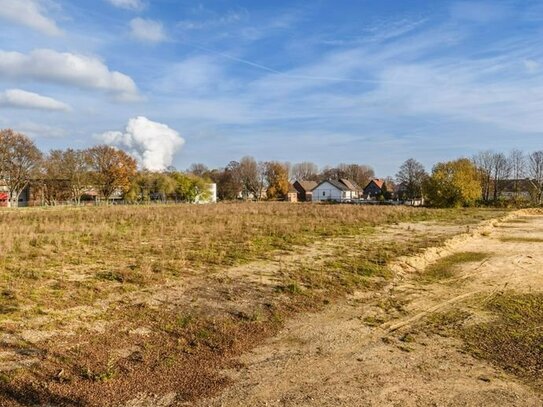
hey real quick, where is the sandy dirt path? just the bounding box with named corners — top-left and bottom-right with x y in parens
top-left (198, 213), bottom-right (543, 407)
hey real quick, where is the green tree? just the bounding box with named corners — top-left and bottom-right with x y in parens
top-left (425, 158), bottom-right (481, 207)
top-left (169, 172), bottom-right (210, 203)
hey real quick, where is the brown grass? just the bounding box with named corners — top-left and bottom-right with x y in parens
top-left (421, 291), bottom-right (543, 389)
top-left (0, 203), bottom-right (507, 406)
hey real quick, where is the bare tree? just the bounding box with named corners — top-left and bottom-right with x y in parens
top-left (528, 151), bottom-right (543, 204)
top-left (238, 156), bottom-right (261, 200)
top-left (491, 152), bottom-right (511, 201)
top-left (508, 149), bottom-right (526, 198)
top-left (320, 163), bottom-right (374, 188)
top-left (0, 129), bottom-right (42, 207)
top-left (292, 162), bottom-right (319, 181)
top-left (395, 158), bottom-right (427, 199)
top-left (338, 163), bottom-right (375, 188)
top-left (473, 151), bottom-right (494, 201)
top-left (40, 150), bottom-right (72, 205)
top-left (41, 149), bottom-right (89, 205)
top-left (187, 163), bottom-right (209, 177)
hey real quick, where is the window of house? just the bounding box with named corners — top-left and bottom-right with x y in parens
top-left (323, 191), bottom-right (326, 196)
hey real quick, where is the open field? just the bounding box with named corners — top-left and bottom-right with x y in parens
top-left (0, 203), bottom-right (532, 406)
top-left (199, 210), bottom-right (543, 407)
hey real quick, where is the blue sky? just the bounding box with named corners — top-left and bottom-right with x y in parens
top-left (0, 0), bottom-right (542, 175)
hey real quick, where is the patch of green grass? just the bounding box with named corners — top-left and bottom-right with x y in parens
top-left (420, 252), bottom-right (489, 283)
top-left (499, 236), bottom-right (543, 243)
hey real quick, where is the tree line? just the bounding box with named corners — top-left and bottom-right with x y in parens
top-left (396, 150), bottom-right (543, 207)
top-left (2, 128), bottom-right (543, 208)
top-left (0, 129), bottom-right (209, 207)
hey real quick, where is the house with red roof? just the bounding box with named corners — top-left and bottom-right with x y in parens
top-left (363, 179), bottom-right (387, 200)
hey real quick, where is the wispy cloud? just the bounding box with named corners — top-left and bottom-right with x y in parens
top-left (0, 0), bottom-right (62, 36)
top-left (130, 17), bottom-right (167, 43)
top-left (0, 89), bottom-right (71, 111)
top-left (177, 9), bottom-right (248, 31)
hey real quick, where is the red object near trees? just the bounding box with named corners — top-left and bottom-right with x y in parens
top-left (0, 192), bottom-right (8, 207)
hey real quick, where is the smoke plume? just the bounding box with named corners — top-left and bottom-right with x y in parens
top-left (100, 116), bottom-right (185, 171)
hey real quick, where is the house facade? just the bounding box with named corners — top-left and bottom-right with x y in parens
top-left (293, 180), bottom-right (317, 202)
top-left (286, 184), bottom-right (298, 202)
top-left (312, 179), bottom-right (360, 202)
top-left (364, 179), bottom-right (386, 200)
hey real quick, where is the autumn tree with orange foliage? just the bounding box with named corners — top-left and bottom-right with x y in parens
top-left (265, 161), bottom-right (290, 200)
top-left (86, 145), bottom-right (137, 201)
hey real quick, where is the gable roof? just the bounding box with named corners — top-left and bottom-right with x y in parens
top-left (313, 179), bottom-right (351, 191)
top-left (294, 180), bottom-right (318, 192)
top-left (365, 179), bottom-right (385, 190)
top-left (339, 178), bottom-right (361, 191)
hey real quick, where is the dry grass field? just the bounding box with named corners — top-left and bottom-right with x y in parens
top-left (0, 203), bottom-right (519, 406)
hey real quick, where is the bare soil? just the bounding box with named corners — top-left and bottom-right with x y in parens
top-left (196, 212), bottom-right (543, 407)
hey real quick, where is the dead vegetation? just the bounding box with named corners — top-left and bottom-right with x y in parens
top-left (0, 203), bottom-right (508, 406)
top-left (418, 291), bottom-right (543, 389)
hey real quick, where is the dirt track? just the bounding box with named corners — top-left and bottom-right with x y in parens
top-left (198, 213), bottom-right (543, 407)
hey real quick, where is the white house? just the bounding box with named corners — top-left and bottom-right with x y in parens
top-left (195, 183), bottom-right (217, 204)
top-left (311, 179), bottom-right (361, 202)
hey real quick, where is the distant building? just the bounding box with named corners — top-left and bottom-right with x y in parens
top-left (286, 184), bottom-right (298, 202)
top-left (498, 179), bottom-right (534, 201)
top-left (363, 179), bottom-right (386, 200)
top-left (293, 180), bottom-right (317, 202)
top-left (312, 179), bottom-right (361, 202)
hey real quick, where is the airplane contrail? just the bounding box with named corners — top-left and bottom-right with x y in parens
top-left (183, 41), bottom-right (425, 87)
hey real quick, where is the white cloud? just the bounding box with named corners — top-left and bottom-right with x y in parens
top-left (0, 49), bottom-right (139, 101)
top-left (105, 0), bottom-right (144, 10)
top-left (130, 18), bottom-right (166, 43)
top-left (0, 89), bottom-right (71, 111)
top-left (100, 116), bottom-right (185, 171)
top-left (0, 0), bottom-right (62, 36)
